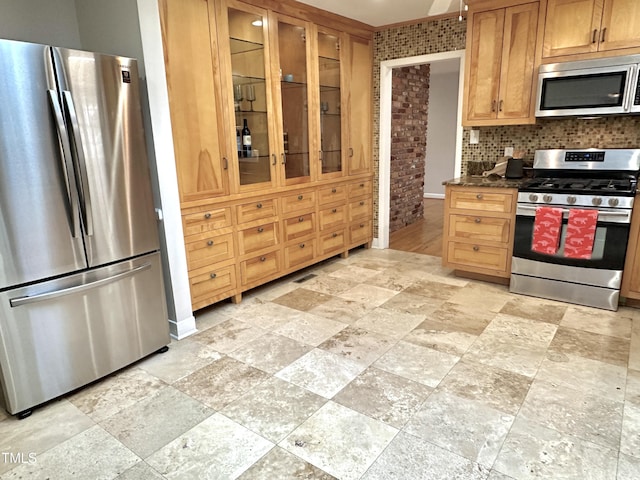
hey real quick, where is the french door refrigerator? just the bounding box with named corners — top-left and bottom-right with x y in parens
top-left (0, 39), bottom-right (170, 417)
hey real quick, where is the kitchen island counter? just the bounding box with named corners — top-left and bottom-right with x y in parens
top-left (443, 175), bottom-right (528, 189)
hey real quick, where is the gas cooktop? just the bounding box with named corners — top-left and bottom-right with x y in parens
top-left (521, 176), bottom-right (637, 196)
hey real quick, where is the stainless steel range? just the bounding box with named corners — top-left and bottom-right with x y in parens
top-left (511, 148), bottom-right (640, 310)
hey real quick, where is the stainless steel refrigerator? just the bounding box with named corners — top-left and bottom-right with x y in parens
top-left (0, 39), bottom-right (170, 417)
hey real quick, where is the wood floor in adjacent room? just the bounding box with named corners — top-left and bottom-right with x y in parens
top-left (389, 198), bottom-right (444, 257)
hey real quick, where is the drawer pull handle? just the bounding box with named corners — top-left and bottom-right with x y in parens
top-left (300, 243), bottom-right (305, 248)
top-left (473, 245), bottom-right (479, 252)
top-left (359, 183), bottom-right (364, 188)
top-left (210, 273), bottom-right (217, 279)
top-left (476, 194), bottom-right (483, 200)
top-left (601, 27), bottom-right (606, 43)
top-left (332, 188), bottom-right (337, 193)
top-left (360, 223), bottom-right (365, 228)
top-left (260, 256), bottom-right (266, 262)
top-left (332, 233), bottom-right (338, 238)
top-left (298, 194), bottom-right (303, 200)
top-left (258, 227), bottom-right (264, 233)
top-left (204, 212), bottom-right (212, 219)
top-left (474, 218), bottom-right (481, 224)
top-left (332, 208), bottom-right (337, 213)
top-left (359, 201), bottom-right (365, 206)
top-left (256, 203), bottom-right (263, 209)
top-left (298, 217), bottom-right (304, 222)
top-left (498, 100), bottom-right (503, 112)
top-left (592, 29), bottom-right (598, 44)
top-left (207, 240), bottom-right (214, 246)
top-left (223, 157), bottom-right (228, 170)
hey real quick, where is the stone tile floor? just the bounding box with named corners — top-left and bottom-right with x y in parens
top-left (1, 247), bottom-right (639, 479)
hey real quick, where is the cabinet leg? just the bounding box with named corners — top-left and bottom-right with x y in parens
top-left (231, 293), bottom-right (242, 304)
top-left (340, 250), bottom-right (349, 259)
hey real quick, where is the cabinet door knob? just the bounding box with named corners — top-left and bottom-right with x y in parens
top-left (476, 193), bottom-right (483, 200)
top-left (332, 188), bottom-right (337, 193)
top-left (474, 218), bottom-right (481, 224)
top-left (360, 223), bottom-right (365, 228)
top-left (360, 201), bottom-right (365, 206)
top-left (332, 208), bottom-right (337, 213)
top-left (473, 245), bottom-right (479, 252)
top-left (256, 203), bottom-right (263, 209)
top-left (360, 183), bottom-right (364, 188)
top-left (298, 216), bottom-right (304, 222)
top-left (592, 29), bottom-right (598, 43)
top-left (207, 240), bottom-right (214, 246)
top-left (210, 272), bottom-right (217, 279)
top-left (260, 256), bottom-right (266, 262)
top-left (332, 232), bottom-right (338, 237)
top-left (257, 227), bottom-right (264, 233)
top-left (299, 243), bottom-right (305, 248)
top-left (204, 212), bottom-right (212, 219)
top-left (298, 194), bottom-right (303, 200)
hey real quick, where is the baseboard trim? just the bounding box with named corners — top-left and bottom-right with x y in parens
top-left (424, 193), bottom-right (445, 199)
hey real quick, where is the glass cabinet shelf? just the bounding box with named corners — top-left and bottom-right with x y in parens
top-left (230, 37), bottom-right (264, 55)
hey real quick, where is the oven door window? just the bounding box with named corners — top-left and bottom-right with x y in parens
top-left (513, 215), bottom-right (629, 270)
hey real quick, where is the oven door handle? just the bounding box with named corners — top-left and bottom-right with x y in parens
top-left (516, 205), bottom-right (631, 223)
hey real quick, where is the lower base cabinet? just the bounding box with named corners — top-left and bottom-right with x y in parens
top-left (183, 176), bottom-right (374, 310)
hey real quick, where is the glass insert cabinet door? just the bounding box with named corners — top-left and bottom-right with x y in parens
top-left (226, 6), bottom-right (272, 187)
top-left (276, 18), bottom-right (311, 184)
top-left (317, 30), bottom-right (343, 176)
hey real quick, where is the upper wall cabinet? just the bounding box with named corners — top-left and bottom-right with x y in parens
top-left (159, 0), bottom-right (229, 206)
top-left (463, 1), bottom-right (539, 126)
top-left (542, 0), bottom-right (640, 59)
top-left (347, 35), bottom-right (373, 176)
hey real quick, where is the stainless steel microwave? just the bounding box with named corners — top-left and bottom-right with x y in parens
top-left (536, 55), bottom-right (640, 117)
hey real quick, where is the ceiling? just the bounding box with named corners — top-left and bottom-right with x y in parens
top-left (295, 0), bottom-right (466, 27)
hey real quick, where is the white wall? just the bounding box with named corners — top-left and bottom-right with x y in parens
top-left (424, 66), bottom-right (460, 197)
top-left (0, 0), bottom-right (81, 47)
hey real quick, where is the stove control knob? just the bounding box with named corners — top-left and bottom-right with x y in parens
top-left (567, 195), bottom-right (577, 205)
top-left (592, 197), bottom-right (603, 206)
top-left (528, 194), bottom-right (538, 202)
top-left (609, 197), bottom-right (620, 207)
top-left (542, 194), bottom-right (553, 203)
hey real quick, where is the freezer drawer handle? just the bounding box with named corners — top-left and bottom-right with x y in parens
top-left (9, 263), bottom-right (151, 307)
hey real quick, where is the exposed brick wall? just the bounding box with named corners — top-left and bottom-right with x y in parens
top-left (389, 64), bottom-right (430, 233)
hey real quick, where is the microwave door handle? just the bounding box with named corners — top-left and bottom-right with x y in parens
top-left (47, 89), bottom-right (80, 238)
top-left (62, 90), bottom-right (94, 237)
top-left (624, 65), bottom-right (638, 112)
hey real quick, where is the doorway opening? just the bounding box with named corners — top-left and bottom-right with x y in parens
top-left (376, 50), bottom-right (465, 256)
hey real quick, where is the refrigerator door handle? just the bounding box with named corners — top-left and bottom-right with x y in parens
top-left (62, 90), bottom-right (94, 237)
top-left (9, 263), bottom-right (151, 307)
top-left (47, 89), bottom-right (80, 238)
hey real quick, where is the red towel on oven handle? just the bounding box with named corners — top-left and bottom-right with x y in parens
top-left (531, 206), bottom-right (563, 255)
top-left (564, 208), bottom-right (598, 259)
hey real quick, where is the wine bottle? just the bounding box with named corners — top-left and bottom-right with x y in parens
top-left (242, 119), bottom-right (252, 158)
top-left (236, 127), bottom-right (242, 158)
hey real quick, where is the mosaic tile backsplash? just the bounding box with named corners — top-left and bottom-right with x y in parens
top-left (373, 16), bottom-right (640, 238)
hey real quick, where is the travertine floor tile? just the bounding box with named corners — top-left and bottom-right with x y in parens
top-left (621, 401), bottom-right (640, 459)
top-left (627, 369), bottom-right (640, 404)
top-left (617, 452), bottom-right (640, 480)
top-left (378, 291), bottom-right (443, 315)
top-left (116, 462), bottom-right (165, 480)
top-left (362, 270), bottom-right (421, 291)
top-left (463, 334), bottom-right (547, 378)
top-left (561, 305), bottom-right (633, 339)
top-left (518, 380), bottom-right (623, 450)
top-left (333, 367), bottom-right (432, 428)
top-left (354, 308), bottom-right (425, 339)
top-left (405, 390), bottom-right (514, 467)
top-left (481, 314), bottom-right (558, 348)
top-left (404, 318), bottom-right (478, 356)
top-left (403, 278), bottom-right (463, 301)
top-left (437, 360), bottom-right (532, 415)
top-left (228, 333), bottom-right (313, 374)
top-left (190, 318), bottom-right (267, 354)
top-left (300, 275), bottom-right (358, 296)
top-left (373, 341), bottom-right (459, 387)
top-left (337, 284), bottom-right (399, 306)
top-left (629, 314), bottom-right (640, 370)
top-left (221, 377), bottom-right (326, 443)
top-left (307, 297), bottom-right (376, 324)
top-left (361, 431), bottom-right (488, 480)
top-left (100, 386), bottom-right (212, 458)
top-left (173, 356), bottom-right (269, 410)
top-left (274, 312), bottom-right (346, 346)
top-left (146, 413), bottom-right (273, 479)
top-left (230, 300), bottom-right (302, 330)
top-left (447, 282), bottom-right (512, 312)
top-left (549, 326), bottom-right (630, 367)
top-left (281, 401), bottom-right (397, 480)
top-left (493, 417), bottom-right (618, 480)
top-left (272, 288), bottom-right (335, 312)
top-left (499, 296), bottom-right (567, 325)
top-left (327, 265), bottom-right (380, 283)
top-left (276, 349), bottom-right (364, 398)
top-left (425, 301), bottom-right (496, 335)
top-left (237, 447), bottom-right (337, 479)
top-left (318, 326), bottom-right (395, 367)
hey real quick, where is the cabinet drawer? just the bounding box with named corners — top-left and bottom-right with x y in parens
top-left (349, 219), bottom-right (372, 245)
top-left (449, 189), bottom-right (514, 213)
top-left (284, 212), bottom-right (316, 242)
top-left (185, 232), bottom-right (234, 271)
top-left (318, 184), bottom-right (347, 205)
top-left (319, 204), bottom-right (347, 231)
top-left (448, 215), bottom-right (510, 244)
top-left (182, 206), bottom-right (232, 237)
top-left (241, 250), bottom-right (281, 286)
top-left (446, 241), bottom-right (508, 272)
top-left (282, 190), bottom-right (316, 214)
top-left (285, 239), bottom-right (316, 269)
top-left (349, 197), bottom-right (372, 221)
top-left (348, 180), bottom-right (372, 198)
top-left (319, 229), bottom-right (346, 255)
top-left (189, 263), bottom-right (236, 304)
top-left (236, 198), bottom-right (277, 224)
top-left (238, 222), bottom-right (279, 255)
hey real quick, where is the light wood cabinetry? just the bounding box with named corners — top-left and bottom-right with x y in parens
top-left (542, 0), bottom-right (640, 59)
top-left (463, 1), bottom-right (539, 126)
top-left (443, 185), bottom-right (517, 278)
top-left (621, 194), bottom-right (640, 299)
top-left (159, 0), bottom-right (374, 311)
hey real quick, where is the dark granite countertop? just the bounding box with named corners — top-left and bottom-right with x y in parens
top-left (443, 175), bottom-right (528, 189)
